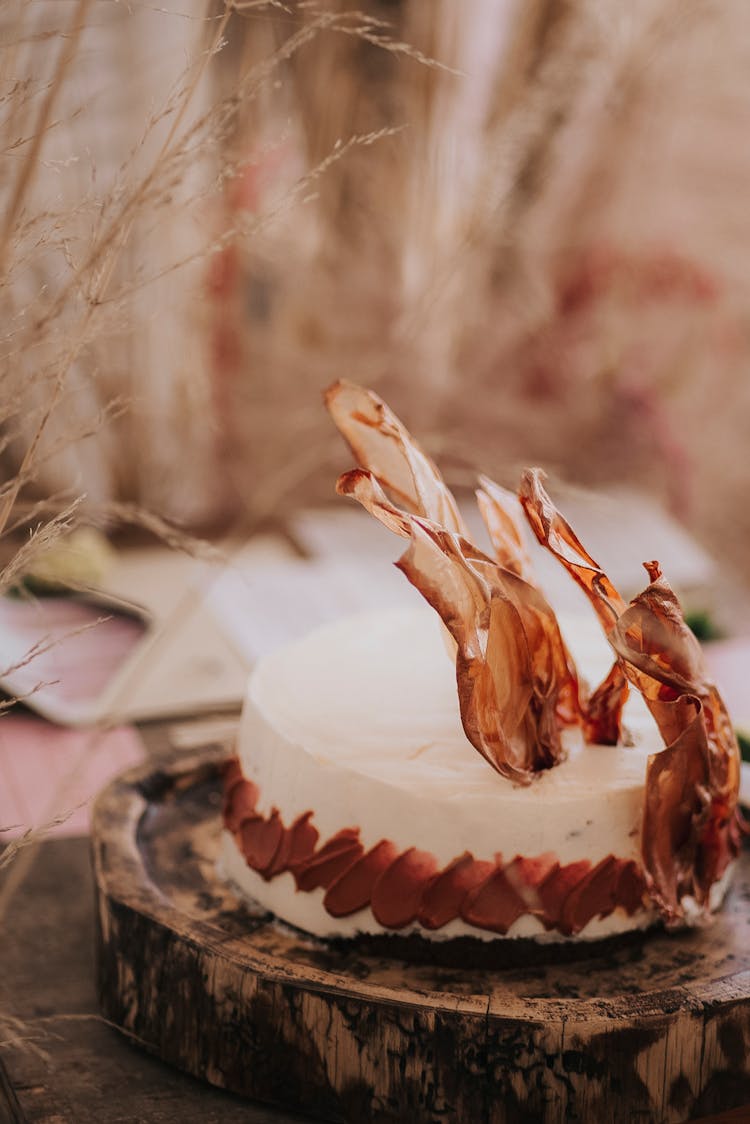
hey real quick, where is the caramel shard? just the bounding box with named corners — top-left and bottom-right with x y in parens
top-left (520, 472), bottom-right (741, 924)
top-left (337, 468), bottom-right (561, 783)
top-left (325, 379), bottom-right (464, 531)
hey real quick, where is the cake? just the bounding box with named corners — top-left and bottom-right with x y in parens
top-left (221, 382), bottom-right (741, 954)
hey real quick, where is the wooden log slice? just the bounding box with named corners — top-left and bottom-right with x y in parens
top-left (92, 749), bottom-right (750, 1124)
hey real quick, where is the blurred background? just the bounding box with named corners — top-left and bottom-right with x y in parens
top-left (2, 0), bottom-right (749, 575)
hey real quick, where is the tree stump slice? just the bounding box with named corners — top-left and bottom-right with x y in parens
top-left (92, 750), bottom-right (750, 1123)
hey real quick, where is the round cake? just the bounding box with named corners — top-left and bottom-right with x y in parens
top-left (221, 605), bottom-right (731, 948)
top-left (221, 381), bottom-right (741, 956)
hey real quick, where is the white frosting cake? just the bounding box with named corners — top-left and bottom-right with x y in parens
top-left (220, 604), bottom-right (688, 944)
top-left (221, 384), bottom-right (740, 950)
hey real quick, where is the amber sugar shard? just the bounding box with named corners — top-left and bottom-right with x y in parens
top-left (520, 469), bottom-right (741, 926)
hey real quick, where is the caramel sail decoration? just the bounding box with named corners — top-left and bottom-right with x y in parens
top-left (327, 383), bottom-right (578, 783)
top-left (519, 466), bottom-right (630, 745)
top-left (609, 563), bottom-right (741, 922)
top-left (337, 468), bottom-right (546, 782)
top-left (475, 474), bottom-right (534, 581)
top-left (520, 470), bottom-right (741, 924)
top-left (476, 475), bottom-right (581, 731)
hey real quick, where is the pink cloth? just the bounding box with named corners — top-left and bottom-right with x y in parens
top-left (0, 714), bottom-right (144, 840)
top-left (0, 596), bottom-right (146, 709)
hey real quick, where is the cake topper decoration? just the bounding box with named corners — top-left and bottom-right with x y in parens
top-left (521, 469), bottom-right (741, 926)
top-left (328, 380), bottom-right (581, 784)
top-left (475, 474), bottom-right (534, 580)
top-left (616, 571), bottom-right (740, 923)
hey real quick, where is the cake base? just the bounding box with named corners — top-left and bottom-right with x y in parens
top-left (321, 924), bottom-right (656, 970)
top-left (93, 749), bottom-right (750, 1124)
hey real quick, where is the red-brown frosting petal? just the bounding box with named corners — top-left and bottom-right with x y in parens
top-left (537, 859), bottom-right (588, 930)
top-left (265, 831), bottom-right (294, 879)
top-left (460, 863), bottom-right (527, 934)
top-left (286, 812), bottom-right (319, 868)
top-left (370, 848), bottom-right (439, 929)
top-left (265, 811), bottom-right (315, 878)
top-left (616, 861), bottom-right (648, 916)
top-left (417, 853), bottom-right (495, 929)
top-left (239, 809), bottom-right (284, 878)
top-left (293, 830), bottom-right (364, 892)
top-left (559, 855), bottom-right (619, 935)
top-left (223, 773), bottom-right (260, 834)
top-left (323, 840), bottom-right (399, 917)
top-left (504, 852), bottom-right (560, 914)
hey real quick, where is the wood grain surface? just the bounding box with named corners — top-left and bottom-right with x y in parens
top-left (92, 749), bottom-right (750, 1124)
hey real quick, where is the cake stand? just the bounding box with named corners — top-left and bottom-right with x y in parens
top-left (92, 748), bottom-right (750, 1123)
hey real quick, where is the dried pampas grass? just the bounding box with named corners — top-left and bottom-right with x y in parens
top-left (0, 0), bottom-right (232, 530)
top-left (0, 0), bottom-right (447, 528)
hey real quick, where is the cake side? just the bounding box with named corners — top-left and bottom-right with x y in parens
top-left (220, 792), bottom-right (653, 945)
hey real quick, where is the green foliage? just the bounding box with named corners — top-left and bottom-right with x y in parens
top-left (684, 609), bottom-right (723, 643)
top-left (736, 730), bottom-right (750, 762)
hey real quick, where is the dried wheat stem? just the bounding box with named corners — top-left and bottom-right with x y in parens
top-left (0, 0), bottom-right (94, 539)
top-left (70, 0), bottom-right (230, 311)
top-left (0, 2), bottom-right (233, 541)
top-left (0, 0), bottom-right (94, 274)
top-left (30, 0), bottom-right (231, 335)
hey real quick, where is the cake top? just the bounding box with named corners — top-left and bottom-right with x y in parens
top-left (326, 379), bottom-right (742, 927)
top-left (251, 604), bottom-right (657, 803)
